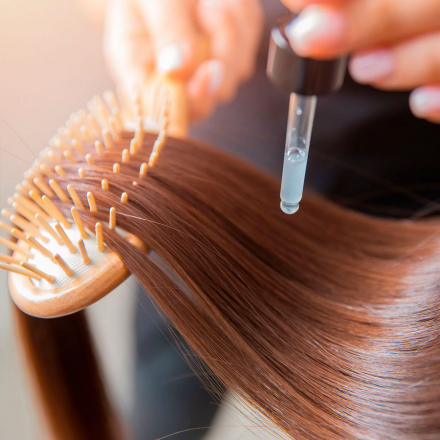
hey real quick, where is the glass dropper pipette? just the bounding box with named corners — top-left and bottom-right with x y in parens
top-left (280, 93), bottom-right (317, 214)
top-left (267, 15), bottom-right (347, 214)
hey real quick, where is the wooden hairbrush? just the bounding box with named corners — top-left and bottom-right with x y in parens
top-left (1, 74), bottom-right (186, 318)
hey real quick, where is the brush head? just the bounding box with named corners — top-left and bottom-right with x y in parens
top-left (9, 222), bottom-right (144, 318)
top-left (0, 78), bottom-right (177, 318)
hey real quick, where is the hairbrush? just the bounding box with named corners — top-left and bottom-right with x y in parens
top-left (1, 74), bottom-right (186, 318)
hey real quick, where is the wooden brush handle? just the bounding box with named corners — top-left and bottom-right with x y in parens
top-left (141, 73), bottom-right (189, 138)
top-left (141, 38), bottom-right (210, 138)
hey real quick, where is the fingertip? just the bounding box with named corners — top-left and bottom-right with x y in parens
top-left (187, 60), bottom-right (225, 121)
top-left (207, 60), bottom-right (225, 94)
top-left (156, 40), bottom-right (201, 78)
top-left (285, 5), bottom-right (346, 58)
top-left (349, 49), bottom-right (395, 85)
top-left (157, 44), bottom-right (184, 74)
top-left (410, 87), bottom-right (440, 121)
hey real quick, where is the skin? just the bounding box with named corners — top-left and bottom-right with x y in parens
top-left (104, 0), bottom-right (440, 124)
top-left (281, 0), bottom-right (440, 123)
top-left (104, 0), bottom-right (264, 122)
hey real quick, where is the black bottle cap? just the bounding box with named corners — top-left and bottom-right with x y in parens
top-left (267, 18), bottom-right (347, 96)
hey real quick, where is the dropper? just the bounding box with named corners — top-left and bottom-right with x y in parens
top-left (267, 15), bottom-right (347, 214)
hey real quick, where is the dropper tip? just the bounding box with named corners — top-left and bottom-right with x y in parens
top-left (280, 201), bottom-right (299, 215)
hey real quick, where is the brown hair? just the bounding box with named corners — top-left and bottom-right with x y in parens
top-left (14, 131), bottom-right (440, 440)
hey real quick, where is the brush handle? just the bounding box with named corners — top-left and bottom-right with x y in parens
top-left (140, 38), bottom-right (210, 138)
top-left (141, 73), bottom-right (189, 138)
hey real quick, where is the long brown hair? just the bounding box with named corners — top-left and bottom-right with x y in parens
top-left (14, 130), bottom-right (440, 440)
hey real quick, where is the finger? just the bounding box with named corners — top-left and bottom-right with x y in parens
top-left (103, 0), bottom-right (153, 90)
top-left (285, 0), bottom-right (440, 59)
top-left (410, 86), bottom-right (440, 124)
top-left (135, 0), bottom-right (203, 79)
top-left (223, 0), bottom-right (264, 81)
top-left (197, 0), bottom-right (241, 102)
top-left (187, 60), bottom-right (225, 121)
top-left (279, 0), bottom-right (304, 13)
top-left (349, 32), bottom-right (440, 90)
top-left (281, 0), bottom-right (349, 11)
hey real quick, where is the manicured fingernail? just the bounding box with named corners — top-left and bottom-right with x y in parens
top-left (285, 6), bottom-right (346, 56)
top-left (349, 50), bottom-right (395, 84)
top-left (410, 88), bottom-right (440, 117)
top-left (157, 44), bottom-right (183, 73)
top-left (209, 60), bottom-right (224, 93)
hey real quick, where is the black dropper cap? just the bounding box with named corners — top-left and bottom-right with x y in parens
top-left (267, 15), bottom-right (347, 96)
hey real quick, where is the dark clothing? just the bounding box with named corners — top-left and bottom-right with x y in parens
top-left (134, 1), bottom-right (440, 439)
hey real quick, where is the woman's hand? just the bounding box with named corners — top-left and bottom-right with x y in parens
top-left (281, 0), bottom-right (440, 123)
top-left (104, 0), bottom-right (264, 122)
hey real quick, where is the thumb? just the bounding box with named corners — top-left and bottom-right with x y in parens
top-left (135, 0), bottom-right (203, 79)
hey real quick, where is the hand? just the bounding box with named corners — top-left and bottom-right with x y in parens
top-left (104, 0), bottom-right (264, 122)
top-left (281, 0), bottom-right (440, 123)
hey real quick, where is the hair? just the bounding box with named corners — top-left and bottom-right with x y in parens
top-left (13, 130), bottom-right (440, 440)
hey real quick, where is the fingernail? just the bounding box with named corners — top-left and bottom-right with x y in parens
top-left (349, 50), bottom-right (395, 84)
top-left (209, 60), bottom-right (224, 93)
top-left (157, 44), bottom-right (183, 73)
top-left (285, 6), bottom-right (346, 56)
top-left (410, 88), bottom-right (440, 117)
